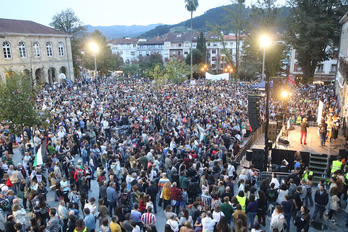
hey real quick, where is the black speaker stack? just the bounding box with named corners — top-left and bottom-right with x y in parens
top-left (248, 95), bottom-right (263, 131)
top-left (251, 148), bottom-right (267, 171)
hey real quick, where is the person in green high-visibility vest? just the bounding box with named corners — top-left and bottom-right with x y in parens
top-left (236, 190), bottom-right (248, 213)
top-left (302, 167), bottom-right (313, 180)
top-left (331, 157), bottom-right (342, 176)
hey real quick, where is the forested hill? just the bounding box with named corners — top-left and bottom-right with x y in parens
top-left (140, 4), bottom-right (290, 38)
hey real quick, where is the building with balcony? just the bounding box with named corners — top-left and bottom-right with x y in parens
top-left (0, 18), bottom-right (74, 83)
top-left (137, 36), bottom-right (164, 58)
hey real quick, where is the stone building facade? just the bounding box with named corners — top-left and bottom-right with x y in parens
top-left (0, 18), bottom-right (74, 83)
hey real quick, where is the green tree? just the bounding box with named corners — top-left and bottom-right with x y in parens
top-left (166, 57), bottom-right (190, 84)
top-left (196, 32), bottom-right (207, 63)
top-left (82, 30), bottom-right (123, 75)
top-left (224, 1), bottom-right (247, 78)
top-left (239, 0), bottom-right (286, 79)
top-left (185, 0), bottom-right (199, 80)
top-left (50, 9), bottom-right (87, 79)
top-left (286, 0), bottom-right (347, 83)
top-left (138, 54), bottom-right (164, 77)
top-left (0, 71), bottom-right (41, 137)
top-left (149, 64), bottom-right (168, 91)
top-left (185, 49), bottom-right (204, 66)
top-left (121, 63), bottom-right (140, 77)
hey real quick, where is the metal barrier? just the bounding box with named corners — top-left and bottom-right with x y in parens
top-left (234, 123), bottom-right (266, 163)
top-left (258, 171), bottom-right (291, 186)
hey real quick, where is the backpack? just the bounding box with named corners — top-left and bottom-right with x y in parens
top-left (267, 189), bottom-right (276, 200)
top-left (120, 193), bottom-right (129, 206)
top-left (0, 199), bottom-right (10, 211)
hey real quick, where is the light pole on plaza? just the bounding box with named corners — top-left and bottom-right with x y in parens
top-left (260, 35), bottom-right (271, 82)
top-left (281, 90), bottom-right (289, 125)
top-left (89, 42), bottom-right (98, 81)
top-left (260, 34), bottom-right (271, 171)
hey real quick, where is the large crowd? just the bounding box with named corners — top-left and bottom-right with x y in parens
top-left (0, 77), bottom-right (347, 232)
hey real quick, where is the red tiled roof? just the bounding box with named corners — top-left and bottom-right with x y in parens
top-left (0, 18), bottom-right (69, 36)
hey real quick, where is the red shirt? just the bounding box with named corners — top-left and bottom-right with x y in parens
top-left (170, 187), bottom-right (182, 201)
top-left (139, 199), bottom-right (146, 212)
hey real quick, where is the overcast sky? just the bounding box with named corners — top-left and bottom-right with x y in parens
top-left (2, 0), bottom-right (287, 26)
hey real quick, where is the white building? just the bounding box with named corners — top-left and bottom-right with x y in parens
top-left (336, 11), bottom-right (348, 121)
top-left (108, 38), bottom-right (140, 64)
top-left (0, 18), bottom-right (74, 83)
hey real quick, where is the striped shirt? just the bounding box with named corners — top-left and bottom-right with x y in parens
top-left (201, 194), bottom-right (212, 208)
top-left (158, 178), bottom-right (170, 189)
top-left (141, 212), bottom-right (156, 225)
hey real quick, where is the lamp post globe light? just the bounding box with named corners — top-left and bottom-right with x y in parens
top-left (89, 42), bottom-right (98, 80)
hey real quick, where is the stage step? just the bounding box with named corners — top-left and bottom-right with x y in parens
top-left (309, 153), bottom-right (329, 184)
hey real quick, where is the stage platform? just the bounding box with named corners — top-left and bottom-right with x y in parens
top-left (252, 125), bottom-right (346, 156)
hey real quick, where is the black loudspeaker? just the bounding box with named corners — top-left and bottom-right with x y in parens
top-left (252, 148), bottom-right (266, 171)
top-left (246, 150), bottom-right (253, 161)
top-left (248, 95), bottom-right (263, 131)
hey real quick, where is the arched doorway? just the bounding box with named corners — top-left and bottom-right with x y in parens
top-left (59, 66), bottom-right (67, 75)
top-left (35, 68), bottom-right (43, 84)
top-left (48, 67), bottom-right (56, 84)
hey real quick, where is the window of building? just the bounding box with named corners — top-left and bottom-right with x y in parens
top-left (331, 64), bottom-right (337, 73)
top-left (58, 42), bottom-right (64, 56)
top-left (212, 49), bottom-right (216, 54)
top-left (317, 64), bottom-right (324, 72)
top-left (33, 42), bottom-right (40, 57)
top-left (19, 42), bottom-right (27, 58)
top-left (46, 42), bottom-right (53, 57)
top-left (178, 51), bottom-right (181, 56)
top-left (294, 63), bottom-right (302, 72)
top-left (131, 51), bottom-right (135, 56)
top-left (212, 56), bottom-right (217, 61)
top-left (2, 41), bottom-right (12, 59)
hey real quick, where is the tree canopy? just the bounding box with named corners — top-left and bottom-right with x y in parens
top-left (286, 0), bottom-right (347, 83)
top-left (0, 71), bottom-right (41, 135)
top-left (50, 9), bottom-right (87, 78)
top-left (81, 30), bottom-right (123, 75)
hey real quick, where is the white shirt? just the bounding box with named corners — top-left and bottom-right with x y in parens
top-left (227, 164), bottom-right (235, 177)
top-left (271, 178), bottom-right (280, 189)
top-left (212, 211), bottom-right (225, 223)
top-left (202, 217), bottom-right (216, 231)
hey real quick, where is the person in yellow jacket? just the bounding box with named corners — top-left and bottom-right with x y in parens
top-left (236, 190), bottom-right (248, 212)
top-left (302, 167), bottom-right (313, 180)
top-left (162, 181), bottom-right (172, 210)
top-left (331, 157), bottom-right (342, 176)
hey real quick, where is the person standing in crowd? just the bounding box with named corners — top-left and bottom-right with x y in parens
top-left (300, 118), bottom-right (309, 145)
top-left (319, 119), bottom-right (328, 147)
top-left (312, 184), bottom-right (328, 221)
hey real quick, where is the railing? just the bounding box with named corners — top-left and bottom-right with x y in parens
top-left (234, 123), bottom-right (266, 163)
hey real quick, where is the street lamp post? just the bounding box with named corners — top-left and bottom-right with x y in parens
top-left (260, 34), bottom-right (271, 171)
top-left (260, 35), bottom-right (271, 82)
top-left (89, 42), bottom-right (98, 81)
